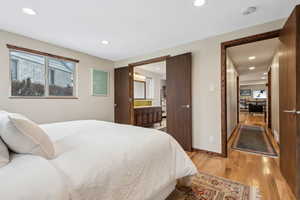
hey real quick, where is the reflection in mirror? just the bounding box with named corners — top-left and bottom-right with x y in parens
top-left (134, 81), bottom-right (146, 99)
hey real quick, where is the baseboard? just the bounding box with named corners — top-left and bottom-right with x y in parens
top-left (192, 148), bottom-right (224, 157)
top-left (227, 124), bottom-right (240, 143)
top-left (265, 128), bottom-right (280, 156)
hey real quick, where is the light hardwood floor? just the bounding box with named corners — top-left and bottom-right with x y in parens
top-left (188, 113), bottom-right (295, 200)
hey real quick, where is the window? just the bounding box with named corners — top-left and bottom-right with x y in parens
top-left (9, 50), bottom-right (76, 98)
top-left (48, 58), bottom-right (75, 96)
top-left (11, 59), bottom-right (18, 80)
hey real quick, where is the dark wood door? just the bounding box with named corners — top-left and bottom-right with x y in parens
top-left (279, 5), bottom-right (300, 198)
top-left (166, 53), bottom-right (192, 151)
top-left (114, 67), bottom-right (133, 124)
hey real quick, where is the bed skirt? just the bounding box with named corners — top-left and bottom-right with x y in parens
top-left (149, 181), bottom-right (177, 200)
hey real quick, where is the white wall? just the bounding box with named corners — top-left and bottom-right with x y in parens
top-left (115, 19), bottom-right (285, 153)
top-left (226, 57), bottom-right (238, 139)
top-left (134, 67), bottom-right (164, 106)
top-left (270, 51), bottom-right (280, 143)
top-left (0, 30), bottom-right (115, 124)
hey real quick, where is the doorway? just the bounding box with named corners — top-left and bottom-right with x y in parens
top-left (220, 30), bottom-right (281, 157)
top-left (226, 38), bottom-right (279, 157)
top-left (115, 53), bottom-right (193, 151)
top-left (133, 61), bottom-right (167, 132)
top-left (221, 5), bottom-right (300, 198)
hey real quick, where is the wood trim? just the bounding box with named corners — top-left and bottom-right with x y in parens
top-left (227, 124), bottom-right (242, 150)
top-left (129, 66), bottom-right (134, 125)
top-left (7, 44), bottom-right (80, 63)
top-left (268, 70), bottom-right (272, 129)
top-left (221, 30), bottom-right (281, 48)
top-left (221, 43), bottom-right (228, 157)
top-left (237, 76), bottom-right (240, 124)
top-left (265, 127), bottom-right (280, 156)
top-left (192, 148), bottom-right (224, 157)
top-left (228, 124), bottom-right (240, 144)
top-left (134, 80), bottom-right (146, 83)
top-left (129, 55), bottom-right (171, 67)
top-left (220, 29), bottom-right (282, 158)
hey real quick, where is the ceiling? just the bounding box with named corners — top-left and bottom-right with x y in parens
top-left (0, 0), bottom-right (298, 61)
top-left (227, 38), bottom-right (280, 85)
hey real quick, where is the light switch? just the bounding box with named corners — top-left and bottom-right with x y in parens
top-left (209, 84), bottom-right (215, 92)
top-left (209, 136), bottom-right (214, 143)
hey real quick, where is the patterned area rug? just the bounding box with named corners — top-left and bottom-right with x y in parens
top-left (167, 172), bottom-right (260, 200)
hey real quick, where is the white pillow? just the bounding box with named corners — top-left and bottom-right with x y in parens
top-left (0, 112), bottom-right (55, 159)
top-left (0, 138), bottom-right (9, 167)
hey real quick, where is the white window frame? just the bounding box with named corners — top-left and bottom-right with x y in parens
top-left (9, 49), bottom-right (78, 99)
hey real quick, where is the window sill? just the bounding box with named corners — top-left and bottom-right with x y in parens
top-left (9, 96), bottom-right (79, 100)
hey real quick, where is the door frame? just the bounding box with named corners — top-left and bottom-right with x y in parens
top-left (236, 76), bottom-right (240, 124)
top-left (128, 55), bottom-right (171, 124)
top-left (220, 30), bottom-right (281, 157)
top-left (267, 70), bottom-right (272, 129)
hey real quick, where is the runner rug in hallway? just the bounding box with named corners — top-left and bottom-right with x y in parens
top-left (167, 172), bottom-right (260, 200)
top-left (232, 125), bottom-right (277, 156)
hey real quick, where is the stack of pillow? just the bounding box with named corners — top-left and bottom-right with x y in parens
top-left (0, 111), bottom-right (55, 167)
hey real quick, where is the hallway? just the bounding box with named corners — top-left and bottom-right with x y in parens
top-left (239, 112), bottom-right (265, 127)
top-left (188, 113), bottom-right (293, 200)
top-left (234, 112), bottom-right (278, 156)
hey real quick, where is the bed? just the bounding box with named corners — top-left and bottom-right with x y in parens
top-left (0, 120), bottom-right (197, 200)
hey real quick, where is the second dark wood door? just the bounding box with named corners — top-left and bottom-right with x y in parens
top-left (166, 53), bottom-right (192, 151)
top-left (114, 67), bottom-right (133, 124)
top-left (279, 5), bottom-right (300, 198)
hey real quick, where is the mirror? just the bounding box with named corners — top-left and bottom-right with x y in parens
top-left (134, 81), bottom-right (146, 99)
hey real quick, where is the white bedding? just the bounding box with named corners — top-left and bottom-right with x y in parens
top-left (0, 154), bottom-right (69, 200)
top-left (1, 120), bottom-right (197, 200)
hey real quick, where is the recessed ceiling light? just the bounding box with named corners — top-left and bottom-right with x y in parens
top-left (22, 8), bottom-right (37, 15)
top-left (101, 40), bottom-right (109, 45)
top-left (242, 6), bottom-right (257, 16)
top-left (261, 77), bottom-right (266, 80)
top-left (249, 66), bottom-right (256, 70)
top-left (248, 56), bottom-right (256, 60)
top-left (194, 0), bottom-right (206, 7)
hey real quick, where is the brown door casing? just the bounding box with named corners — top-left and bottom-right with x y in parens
top-left (279, 5), bottom-right (300, 198)
top-left (268, 70), bottom-right (272, 129)
top-left (114, 67), bottom-right (133, 124)
top-left (221, 30), bottom-right (281, 157)
top-left (166, 53), bottom-right (193, 151)
top-left (237, 76), bottom-right (240, 123)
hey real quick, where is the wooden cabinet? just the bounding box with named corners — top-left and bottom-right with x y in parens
top-left (134, 106), bottom-right (162, 127)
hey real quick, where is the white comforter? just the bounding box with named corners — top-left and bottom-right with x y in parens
top-left (1, 120), bottom-right (197, 200)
